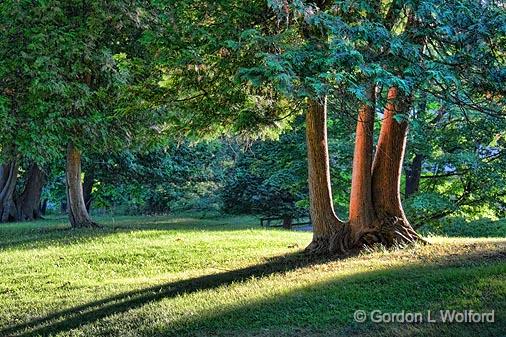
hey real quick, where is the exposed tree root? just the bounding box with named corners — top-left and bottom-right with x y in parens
top-left (72, 222), bottom-right (102, 229)
top-left (305, 216), bottom-right (427, 257)
top-left (69, 215), bottom-right (102, 229)
top-left (357, 216), bottom-right (428, 251)
top-left (305, 225), bottom-right (353, 256)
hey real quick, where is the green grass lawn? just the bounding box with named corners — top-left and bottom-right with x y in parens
top-left (0, 215), bottom-right (504, 337)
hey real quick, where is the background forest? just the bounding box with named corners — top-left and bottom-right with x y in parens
top-left (0, 0), bottom-right (504, 235)
top-left (5, 105), bottom-right (506, 236)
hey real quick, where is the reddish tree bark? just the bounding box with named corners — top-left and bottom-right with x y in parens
top-left (348, 86), bottom-right (376, 242)
top-left (372, 88), bottom-right (409, 221)
top-left (66, 143), bottom-right (99, 228)
top-left (369, 87), bottom-right (420, 244)
top-left (305, 88), bottom-right (423, 256)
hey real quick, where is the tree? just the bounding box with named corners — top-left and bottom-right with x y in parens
top-left (0, 157), bottom-right (18, 222)
top-left (16, 163), bottom-right (46, 221)
top-left (235, 0), bottom-right (504, 254)
top-left (0, 0), bottom-right (159, 227)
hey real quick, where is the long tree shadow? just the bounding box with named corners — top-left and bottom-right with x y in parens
top-left (2, 249), bottom-right (505, 337)
top-left (1, 252), bottom-right (327, 337)
top-left (158, 250), bottom-right (505, 337)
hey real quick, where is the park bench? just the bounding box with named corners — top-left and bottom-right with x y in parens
top-left (260, 216), bottom-right (311, 229)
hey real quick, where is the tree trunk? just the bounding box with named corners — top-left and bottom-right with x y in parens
top-left (82, 171), bottom-right (94, 212)
top-left (0, 161), bottom-right (19, 222)
top-left (61, 199), bottom-right (67, 214)
top-left (405, 153), bottom-right (424, 197)
top-left (405, 92), bottom-right (427, 198)
top-left (348, 86), bottom-right (376, 242)
top-left (370, 87), bottom-right (420, 245)
top-left (282, 217), bottom-right (293, 229)
top-left (40, 198), bottom-right (48, 215)
top-left (66, 143), bottom-right (99, 228)
top-left (304, 97), bottom-right (347, 254)
top-left (16, 163), bottom-right (46, 221)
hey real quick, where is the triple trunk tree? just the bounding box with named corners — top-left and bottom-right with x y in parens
top-left (305, 87), bottom-right (423, 255)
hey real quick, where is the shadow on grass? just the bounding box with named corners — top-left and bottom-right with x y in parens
top-left (159, 251), bottom-right (505, 337)
top-left (0, 215), bottom-right (266, 251)
top-left (2, 249), bottom-right (505, 337)
top-left (1, 252), bottom-right (324, 337)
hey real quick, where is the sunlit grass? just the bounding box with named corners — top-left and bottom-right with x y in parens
top-left (0, 215), bottom-right (504, 336)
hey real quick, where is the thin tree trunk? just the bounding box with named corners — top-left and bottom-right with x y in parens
top-left (0, 161), bottom-right (19, 222)
top-left (370, 87), bottom-right (420, 244)
top-left (405, 153), bottom-right (424, 197)
top-left (82, 171), bottom-right (94, 212)
top-left (66, 143), bottom-right (99, 228)
top-left (16, 163), bottom-right (46, 221)
top-left (40, 198), bottom-right (48, 215)
top-left (282, 217), bottom-right (292, 229)
top-left (61, 199), bottom-right (67, 214)
top-left (348, 86), bottom-right (376, 241)
top-left (405, 92), bottom-right (427, 198)
top-left (305, 97), bottom-right (347, 254)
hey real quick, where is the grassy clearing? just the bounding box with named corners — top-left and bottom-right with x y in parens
top-left (0, 215), bottom-right (504, 337)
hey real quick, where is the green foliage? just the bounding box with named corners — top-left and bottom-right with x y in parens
top-left (0, 0), bottom-right (159, 163)
top-left (419, 217), bottom-right (506, 238)
top-left (85, 141), bottom-right (231, 214)
top-left (1, 0), bottom-right (504, 233)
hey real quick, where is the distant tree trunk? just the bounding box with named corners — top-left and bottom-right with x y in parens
top-left (61, 199), bottom-right (67, 214)
top-left (16, 163), bottom-right (46, 221)
top-left (370, 87), bottom-right (420, 245)
top-left (304, 97), bottom-right (347, 254)
top-left (282, 217), bottom-right (293, 229)
top-left (66, 143), bottom-right (99, 228)
top-left (348, 86), bottom-right (376, 242)
top-left (405, 153), bottom-right (424, 197)
top-left (40, 198), bottom-right (48, 215)
top-left (405, 92), bottom-right (427, 198)
top-left (0, 161), bottom-right (19, 222)
top-left (82, 171), bottom-right (94, 212)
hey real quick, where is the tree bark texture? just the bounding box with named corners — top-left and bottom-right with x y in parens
top-left (66, 143), bottom-right (99, 228)
top-left (304, 97), bottom-right (348, 254)
top-left (16, 163), bottom-right (46, 221)
top-left (305, 88), bottom-right (423, 256)
top-left (348, 86), bottom-right (375, 240)
top-left (0, 161), bottom-right (19, 222)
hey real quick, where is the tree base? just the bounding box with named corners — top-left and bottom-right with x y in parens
top-left (70, 217), bottom-right (102, 229)
top-left (305, 226), bottom-right (354, 256)
top-left (359, 216), bottom-right (424, 248)
top-left (305, 216), bottom-right (426, 257)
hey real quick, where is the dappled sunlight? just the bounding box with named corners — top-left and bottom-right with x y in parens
top-left (0, 215), bottom-right (290, 252)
